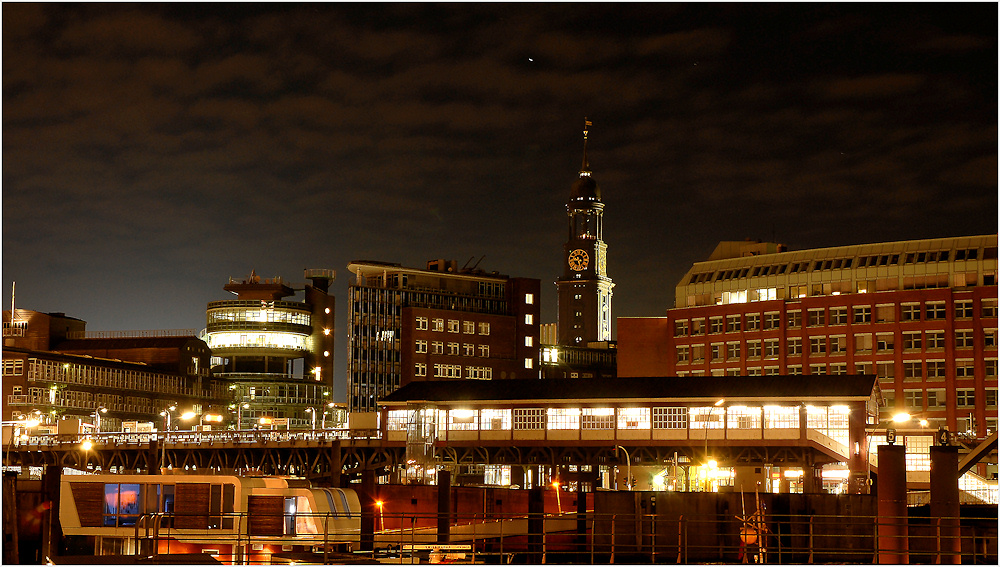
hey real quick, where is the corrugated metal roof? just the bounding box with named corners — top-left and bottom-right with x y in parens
top-left (379, 375), bottom-right (877, 404)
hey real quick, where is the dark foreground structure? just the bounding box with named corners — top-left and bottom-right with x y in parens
top-left (6, 469), bottom-right (997, 565)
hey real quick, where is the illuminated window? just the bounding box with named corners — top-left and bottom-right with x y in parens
top-left (763, 406), bottom-right (799, 429)
top-left (727, 406), bottom-right (761, 429)
top-left (447, 342), bottom-right (459, 356)
top-left (547, 408), bottom-right (580, 430)
top-left (463, 343), bottom-right (475, 356)
top-left (433, 364), bottom-right (461, 378)
top-left (525, 293), bottom-right (534, 304)
top-left (466, 366), bottom-right (492, 380)
top-left (416, 317), bottom-right (429, 330)
top-left (448, 409), bottom-right (478, 431)
top-left (415, 340), bottom-right (427, 353)
top-left (581, 408), bottom-right (615, 429)
top-left (432, 342), bottom-right (444, 355)
top-left (524, 358), bottom-right (533, 369)
top-left (479, 345), bottom-right (489, 357)
top-left (524, 314), bottom-right (534, 325)
top-left (617, 407), bottom-right (650, 430)
top-left (448, 320), bottom-right (460, 333)
top-left (689, 406), bottom-right (724, 429)
top-left (414, 363), bottom-right (426, 377)
top-left (387, 410), bottom-right (408, 430)
top-left (905, 436), bottom-right (932, 472)
top-left (480, 409), bottom-right (511, 430)
top-left (463, 321), bottom-right (475, 334)
top-left (103, 483), bottom-right (142, 527)
top-left (513, 408), bottom-right (545, 430)
top-left (478, 322), bottom-right (490, 335)
top-left (432, 319), bottom-right (445, 332)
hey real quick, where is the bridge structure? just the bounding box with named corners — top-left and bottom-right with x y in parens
top-left (4, 425), bottom-right (852, 485)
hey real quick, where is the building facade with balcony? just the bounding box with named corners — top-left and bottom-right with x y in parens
top-left (618, 235), bottom-right (999, 446)
top-left (347, 259), bottom-right (540, 413)
top-left (3, 309), bottom-right (225, 432)
top-left (200, 269), bottom-right (336, 429)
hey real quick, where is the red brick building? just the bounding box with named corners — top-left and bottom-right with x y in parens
top-left (619, 235), bottom-right (998, 440)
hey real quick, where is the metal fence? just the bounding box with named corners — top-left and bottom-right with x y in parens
top-left (75, 509), bottom-right (997, 565)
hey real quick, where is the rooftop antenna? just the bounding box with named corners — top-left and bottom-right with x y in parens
top-left (461, 256), bottom-right (476, 271)
top-left (471, 255), bottom-right (486, 271)
top-left (10, 281), bottom-right (15, 321)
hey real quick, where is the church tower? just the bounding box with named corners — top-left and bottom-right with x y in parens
top-left (557, 119), bottom-right (614, 346)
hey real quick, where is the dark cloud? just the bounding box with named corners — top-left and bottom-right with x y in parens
top-left (3, 3), bottom-right (996, 399)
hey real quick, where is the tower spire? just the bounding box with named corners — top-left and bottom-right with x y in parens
top-left (581, 117), bottom-right (592, 175)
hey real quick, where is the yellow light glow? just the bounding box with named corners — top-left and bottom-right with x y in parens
top-left (919, 419), bottom-right (929, 427)
top-left (24, 419), bottom-right (40, 428)
top-left (81, 440), bottom-right (93, 451)
top-left (451, 409), bottom-right (475, 419)
top-left (259, 417), bottom-right (272, 425)
top-left (891, 412), bottom-right (911, 423)
top-left (204, 414), bottom-right (223, 422)
top-left (180, 411), bottom-right (196, 420)
top-left (323, 328), bottom-right (331, 335)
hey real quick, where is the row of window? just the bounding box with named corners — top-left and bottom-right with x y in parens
top-left (27, 359), bottom-right (188, 396)
top-left (415, 317), bottom-right (492, 335)
top-left (674, 300), bottom-right (999, 337)
top-left (387, 404), bottom-right (829, 432)
top-left (886, 388), bottom-right (998, 409)
top-left (687, 246), bottom-right (996, 284)
top-left (416, 341), bottom-right (492, 357)
top-left (676, 359), bottom-right (999, 379)
top-left (413, 360), bottom-right (533, 378)
top-left (677, 331), bottom-right (998, 363)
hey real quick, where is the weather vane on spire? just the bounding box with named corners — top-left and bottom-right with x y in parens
top-left (581, 117), bottom-right (593, 174)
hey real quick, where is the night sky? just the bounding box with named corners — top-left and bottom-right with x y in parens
top-left (3, 4), bottom-right (997, 397)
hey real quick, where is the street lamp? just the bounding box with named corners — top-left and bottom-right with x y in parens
top-left (305, 407), bottom-right (317, 431)
top-left (867, 411), bottom-right (915, 491)
top-left (703, 399), bottom-right (725, 491)
top-left (615, 445), bottom-right (632, 490)
top-left (159, 404), bottom-right (177, 431)
top-left (93, 406), bottom-right (108, 433)
top-left (321, 402), bottom-right (336, 429)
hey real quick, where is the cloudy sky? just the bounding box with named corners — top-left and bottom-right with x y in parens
top-left (3, 3), bottom-right (996, 394)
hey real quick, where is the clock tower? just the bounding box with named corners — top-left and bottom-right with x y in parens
top-left (557, 119), bottom-right (614, 346)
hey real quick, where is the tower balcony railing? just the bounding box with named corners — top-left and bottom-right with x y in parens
top-left (203, 321), bottom-right (313, 335)
top-left (206, 299), bottom-right (311, 312)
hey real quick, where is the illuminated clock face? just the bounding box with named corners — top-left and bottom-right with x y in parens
top-left (568, 249), bottom-right (589, 271)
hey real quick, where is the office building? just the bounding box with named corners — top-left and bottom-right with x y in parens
top-left (3, 309), bottom-right (225, 432)
top-left (618, 235), bottom-right (998, 442)
top-left (200, 269), bottom-right (336, 429)
top-left (347, 259), bottom-right (540, 413)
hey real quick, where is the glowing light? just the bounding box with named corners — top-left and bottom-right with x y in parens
top-left (180, 411), bottom-right (196, 420)
top-left (81, 439), bottom-right (93, 451)
top-left (323, 328), bottom-right (331, 335)
top-left (891, 412), bottom-right (911, 423)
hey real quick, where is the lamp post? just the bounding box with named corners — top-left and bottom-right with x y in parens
top-left (703, 399), bottom-right (725, 492)
top-left (867, 411), bottom-right (916, 491)
top-left (159, 404), bottom-right (177, 470)
top-left (93, 405), bottom-right (108, 433)
top-left (614, 445), bottom-right (632, 490)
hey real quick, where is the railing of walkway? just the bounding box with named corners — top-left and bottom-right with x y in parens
top-left (76, 509), bottom-right (996, 565)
